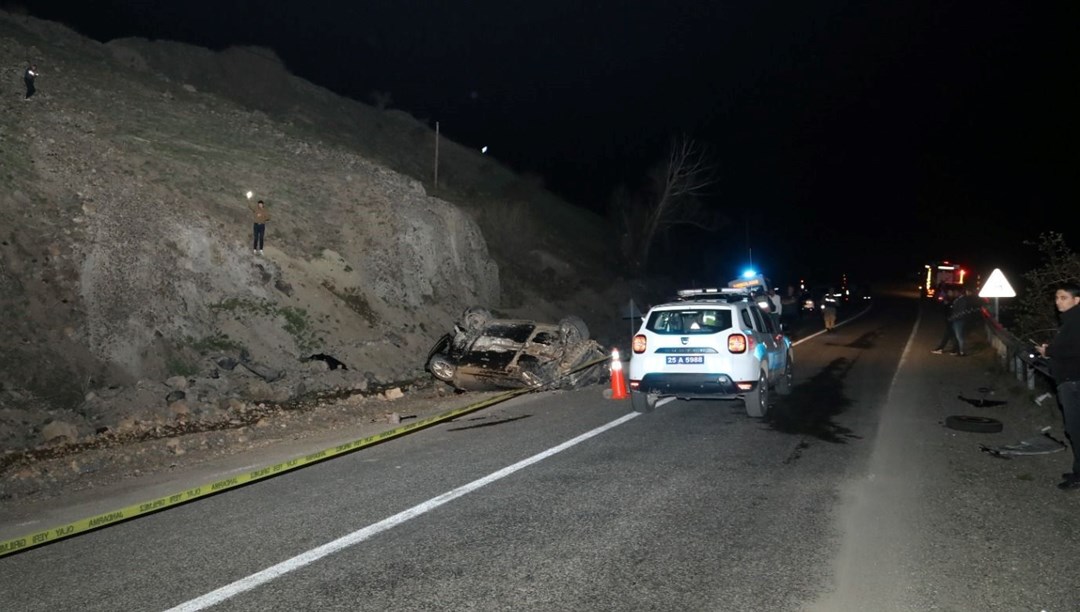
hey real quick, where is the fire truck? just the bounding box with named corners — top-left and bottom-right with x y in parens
top-left (921, 261), bottom-right (969, 300)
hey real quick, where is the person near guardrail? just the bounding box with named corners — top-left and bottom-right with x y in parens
top-left (931, 285), bottom-right (980, 356)
top-left (1035, 282), bottom-right (1080, 491)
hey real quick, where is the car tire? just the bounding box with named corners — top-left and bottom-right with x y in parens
top-left (631, 390), bottom-right (657, 413)
top-left (559, 315), bottom-right (590, 344)
top-left (744, 370), bottom-right (769, 418)
top-left (552, 347), bottom-right (604, 390)
top-left (427, 354), bottom-right (456, 382)
top-left (776, 354), bottom-right (793, 396)
top-left (461, 307), bottom-right (492, 333)
top-left (944, 415), bottom-right (1003, 433)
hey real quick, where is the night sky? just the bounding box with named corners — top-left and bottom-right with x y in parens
top-left (22, 1), bottom-right (1080, 285)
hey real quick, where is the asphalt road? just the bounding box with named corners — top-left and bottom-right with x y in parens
top-left (5, 296), bottom-right (1073, 611)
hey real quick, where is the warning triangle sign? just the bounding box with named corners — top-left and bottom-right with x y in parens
top-left (979, 268), bottom-right (1016, 298)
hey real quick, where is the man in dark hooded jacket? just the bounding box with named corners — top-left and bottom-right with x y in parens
top-left (1036, 282), bottom-right (1080, 490)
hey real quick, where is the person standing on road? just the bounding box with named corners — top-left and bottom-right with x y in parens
top-left (821, 288), bottom-right (839, 332)
top-left (249, 199), bottom-right (270, 255)
top-left (1035, 282), bottom-right (1080, 491)
top-left (781, 285), bottom-right (799, 332)
top-left (931, 285), bottom-right (981, 356)
top-left (767, 287), bottom-right (782, 331)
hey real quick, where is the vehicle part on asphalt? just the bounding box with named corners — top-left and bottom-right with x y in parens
top-left (957, 395), bottom-right (1006, 408)
top-left (979, 431), bottom-right (1066, 458)
top-left (944, 415), bottom-right (1004, 433)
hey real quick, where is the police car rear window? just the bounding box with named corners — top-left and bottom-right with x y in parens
top-left (646, 309), bottom-right (733, 334)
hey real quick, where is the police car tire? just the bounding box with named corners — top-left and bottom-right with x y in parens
top-left (631, 391), bottom-right (656, 413)
top-left (944, 415), bottom-right (1003, 433)
top-left (776, 356), bottom-right (793, 396)
top-left (745, 370), bottom-right (769, 418)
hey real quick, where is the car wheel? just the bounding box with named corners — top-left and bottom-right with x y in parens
top-left (461, 306), bottom-right (492, 333)
top-left (427, 354), bottom-right (456, 382)
top-left (556, 344), bottom-right (606, 389)
top-left (944, 415), bottom-right (1003, 433)
top-left (631, 390), bottom-right (658, 413)
top-left (776, 354), bottom-right (793, 396)
top-left (559, 315), bottom-right (590, 344)
top-left (744, 370), bottom-right (769, 418)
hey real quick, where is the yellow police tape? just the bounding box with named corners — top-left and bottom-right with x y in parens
top-left (0, 354), bottom-right (611, 558)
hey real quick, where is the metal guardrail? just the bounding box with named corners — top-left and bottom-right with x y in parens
top-left (980, 309), bottom-right (1051, 390)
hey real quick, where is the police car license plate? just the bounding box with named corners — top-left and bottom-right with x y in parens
top-left (666, 355), bottom-right (704, 365)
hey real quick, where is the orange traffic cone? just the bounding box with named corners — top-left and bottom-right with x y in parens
top-left (609, 348), bottom-right (628, 400)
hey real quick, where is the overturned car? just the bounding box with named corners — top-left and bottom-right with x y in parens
top-left (425, 307), bottom-right (608, 391)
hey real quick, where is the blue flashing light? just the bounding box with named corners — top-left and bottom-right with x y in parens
top-left (741, 268), bottom-right (757, 279)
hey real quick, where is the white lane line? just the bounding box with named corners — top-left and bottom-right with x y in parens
top-left (164, 411), bottom-right (641, 612)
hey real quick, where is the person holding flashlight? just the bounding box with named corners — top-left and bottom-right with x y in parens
top-left (24, 63), bottom-right (37, 99)
top-left (248, 199), bottom-right (270, 255)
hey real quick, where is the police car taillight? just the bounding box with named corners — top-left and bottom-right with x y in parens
top-left (632, 334), bottom-right (647, 354)
top-left (728, 333), bottom-right (748, 353)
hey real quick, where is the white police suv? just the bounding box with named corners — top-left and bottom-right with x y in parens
top-left (628, 282), bottom-right (793, 416)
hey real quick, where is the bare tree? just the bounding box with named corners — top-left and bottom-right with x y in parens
top-left (634, 136), bottom-right (721, 270)
top-left (1015, 232), bottom-right (1080, 340)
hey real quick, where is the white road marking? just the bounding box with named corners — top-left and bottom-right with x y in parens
top-left (164, 411), bottom-right (641, 612)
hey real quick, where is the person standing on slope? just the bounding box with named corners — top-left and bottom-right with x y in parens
top-left (24, 63), bottom-right (37, 99)
top-left (249, 199), bottom-right (270, 255)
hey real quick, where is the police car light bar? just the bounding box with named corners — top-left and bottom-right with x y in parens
top-left (677, 288), bottom-right (722, 297)
top-left (677, 287), bottom-right (749, 299)
top-left (727, 274), bottom-right (766, 290)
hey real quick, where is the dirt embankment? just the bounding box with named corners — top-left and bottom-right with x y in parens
top-left (0, 9), bottom-right (644, 499)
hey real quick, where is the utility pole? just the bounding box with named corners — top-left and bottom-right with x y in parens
top-left (434, 121), bottom-right (440, 189)
top-left (746, 217), bottom-right (753, 269)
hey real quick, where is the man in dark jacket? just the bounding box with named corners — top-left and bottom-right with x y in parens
top-left (1036, 282), bottom-right (1080, 490)
top-left (931, 285), bottom-right (981, 356)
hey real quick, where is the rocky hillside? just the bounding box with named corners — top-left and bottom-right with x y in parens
top-left (0, 11), bottom-right (639, 454)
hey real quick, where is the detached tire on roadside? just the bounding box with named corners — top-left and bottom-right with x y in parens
top-left (944, 415), bottom-right (1003, 433)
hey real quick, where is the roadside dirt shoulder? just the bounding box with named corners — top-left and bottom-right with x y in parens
top-left (812, 328), bottom-right (1079, 611)
top-left (0, 383), bottom-right (509, 541)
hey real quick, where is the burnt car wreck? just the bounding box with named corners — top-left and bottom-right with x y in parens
top-left (425, 307), bottom-right (607, 391)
